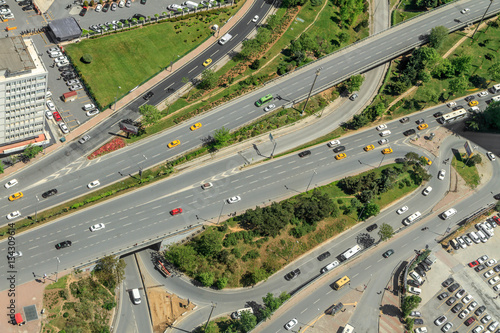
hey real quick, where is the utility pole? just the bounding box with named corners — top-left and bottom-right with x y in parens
top-left (55, 257), bottom-right (60, 282)
top-left (305, 170), bottom-right (317, 192)
top-left (114, 86), bottom-right (121, 112)
top-left (34, 195), bottom-right (40, 222)
top-left (217, 201), bottom-right (226, 224)
top-left (204, 302), bottom-right (217, 331)
top-left (471, 0), bottom-right (493, 41)
top-left (301, 67), bottom-right (322, 116)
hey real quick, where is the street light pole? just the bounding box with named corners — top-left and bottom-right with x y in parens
top-left (35, 195), bottom-right (40, 222)
top-left (305, 170), bottom-right (317, 192)
top-left (114, 86), bottom-right (121, 112)
top-left (56, 257), bottom-right (60, 282)
top-left (471, 0), bottom-right (493, 40)
top-left (301, 68), bottom-right (322, 116)
top-left (216, 200), bottom-right (226, 224)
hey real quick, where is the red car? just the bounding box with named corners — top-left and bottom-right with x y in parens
top-left (53, 111), bottom-right (62, 121)
top-left (170, 208), bottom-right (182, 216)
top-left (493, 215), bottom-right (500, 225)
top-left (465, 317), bottom-right (476, 326)
top-left (468, 260), bottom-right (479, 268)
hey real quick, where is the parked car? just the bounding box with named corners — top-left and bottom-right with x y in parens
top-left (442, 278), bottom-right (454, 287)
top-left (70, 84), bottom-right (83, 91)
top-left (52, 111), bottom-right (62, 122)
top-left (59, 123), bottom-right (69, 134)
top-left (46, 100), bottom-right (56, 111)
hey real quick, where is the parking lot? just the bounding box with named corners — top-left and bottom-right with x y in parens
top-left (408, 214), bottom-right (500, 333)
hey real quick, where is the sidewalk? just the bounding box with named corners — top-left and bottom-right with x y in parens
top-left (378, 274), bottom-right (405, 333)
top-left (1, 0), bottom-right (256, 180)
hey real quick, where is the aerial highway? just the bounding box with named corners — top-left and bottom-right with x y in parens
top-left (2, 0), bottom-right (498, 206)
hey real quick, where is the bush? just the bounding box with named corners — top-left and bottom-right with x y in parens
top-left (81, 54), bottom-right (93, 64)
top-left (249, 59), bottom-right (261, 70)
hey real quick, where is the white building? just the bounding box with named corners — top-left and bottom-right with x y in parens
top-left (0, 36), bottom-right (48, 152)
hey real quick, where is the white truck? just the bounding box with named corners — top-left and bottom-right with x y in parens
top-left (219, 33), bottom-right (232, 45)
top-left (182, 1), bottom-right (199, 9)
top-left (340, 245), bottom-right (361, 261)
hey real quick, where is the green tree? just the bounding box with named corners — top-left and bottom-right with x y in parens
top-left (360, 203), bottom-right (380, 220)
top-left (94, 255), bottom-right (126, 290)
top-left (402, 295), bottom-right (422, 317)
top-left (21, 144), bottom-right (43, 162)
top-left (164, 245), bottom-right (199, 274)
top-left (451, 55), bottom-right (473, 75)
top-left (378, 223), bottom-right (394, 241)
top-left (346, 74), bottom-right (364, 93)
top-left (483, 101), bottom-right (500, 129)
top-left (198, 69), bottom-right (218, 90)
top-left (262, 292), bottom-right (281, 312)
top-left (216, 277), bottom-right (228, 290)
top-left (448, 76), bottom-right (469, 94)
top-left (429, 26), bottom-right (448, 49)
top-left (139, 104), bottom-right (161, 126)
top-left (211, 126), bottom-right (231, 150)
top-left (197, 271), bottom-right (215, 287)
top-left (266, 14), bottom-right (282, 30)
top-left (467, 154), bottom-right (482, 166)
top-left (239, 311), bottom-right (257, 333)
top-left (488, 62), bottom-right (500, 83)
top-left (0, 161), bottom-right (4, 173)
top-left (195, 231), bottom-right (223, 257)
top-left (310, 0), bottom-right (322, 6)
top-left (81, 53), bottom-right (92, 64)
top-left (338, 31), bottom-right (349, 43)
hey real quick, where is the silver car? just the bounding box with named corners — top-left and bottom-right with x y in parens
top-left (227, 196), bottom-right (241, 204)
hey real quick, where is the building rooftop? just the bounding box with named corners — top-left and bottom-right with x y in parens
top-left (0, 36), bottom-right (36, 75)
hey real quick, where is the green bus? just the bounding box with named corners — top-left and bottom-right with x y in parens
top-left (255, 94), bottom-right (273, 107)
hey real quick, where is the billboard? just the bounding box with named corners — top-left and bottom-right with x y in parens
top-left (464, 141), bottom-right (474, 158)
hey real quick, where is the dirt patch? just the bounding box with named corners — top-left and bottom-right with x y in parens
top-left (148, 288), bottom-right (195, 333)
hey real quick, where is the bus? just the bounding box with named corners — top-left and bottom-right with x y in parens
top-left (255, 94), bottom-right (273, 107)
top-left (403, 211), bottom-right (421, 226)
top-left (489, 83), bottom-right (500, 94)
top-left (491, 96), bottom-right (500, 102)
top-left (439, 108), bottom-right (467, 124)
top-left (340, 245), bottom-right (361, 261)
top-left (333, 276), bottom-right (350, 290)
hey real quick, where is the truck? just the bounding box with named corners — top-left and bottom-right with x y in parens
top-left (339, 245), bottom-right (361, 261)
top-left (219, 33), bottom-right (232, 45)
top-left (182, 1), bottom-right (199, 9)
top-left (489, 83), bottom-right (500, 94)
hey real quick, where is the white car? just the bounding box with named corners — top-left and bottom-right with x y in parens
top-left (478, 91), bottom-right (488, 97)
top-left (46, 100), bottom-right (56, 111)
top-left (59, 123), bottom-right (69, 134)
top-left (90, 223), bottom-right (105, 232)
top-left (378, 138), bottom-right (389, 145)
top-left (489, 321), bottom-right (499, 332)
top-left (462, 236), bottom-right (473, 246)
top-left (458, 308), bottom-right (469, 319)
top-left (422, 186), bottom-right (432, 196)
top-left (264, 104), bottom-right (276, 112)
top-left (489, 276), bottom-right (500, 285)
top-left (88, 180), bottom-right (101, 189)
top-left (446, 101), bottom-right (456, 108)
top-left (460, 8), bottom-right (470, 14)
top-left (487, 152), bottom-right (496, 161)
top-left (484, 270), bottom-right (495, 278)
top-left (46, 90), bottom-right (52, 98)
top-left (7, 211), bottom-right (21, 220)
top-left (227, 196), bottom-right (241, 204)
top-left (434, 315), bottom-right (447, 326)
top-left (252, 15), bottom-right (259, 22)
top-left (83, 103), bottom-right (96, 111)
top-left (327, 140), bottom-right (340, 147)
top-left (49, 51), bottom-right (63, 58)
top-left (45, 110), bottom-right (53, 120)
top-left (397, 206), bottom-right (408, 215)
top-left (56, 60), bottom-right (70, 67)
top-left (126, 0), bottom-right (131, 7)
top-left (414, 328), bottom-right (427, 333)
top-left (86, 109), bottom-right (100, 117)
top-left (54, 56), bottom-right (68, 63)
top-left (376, 124), bottom-right (387, 131)
top-left (485, 259), bottom-right (497, 267)
top-left (462, 294), bottom-right (473, 304)
top-left (70, 84), bottom-right (83, 91)
top-left (478, 255), bottom-right (489, 264)
top-left (457, 237), bottom-right (467, 249)
top-left (438, 169), bottom-right (445, 180)
top-left (66, 79), bottom-right (80, 86)
top-left (284, 318), bottom-right (298, 330)
top-left (4, 179), bottom-right (18, 189)
top-left (95, 4), bottom-right (102, 11)
top-left (472, 326), bottom-right (484, 333)
top-left (7, 251), bottom-right (22, 258)
top-left (118, 0), bottom-right (125, 7)
top-left (78, 135), bottom-right (91, 144)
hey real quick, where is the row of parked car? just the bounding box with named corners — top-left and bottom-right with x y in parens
top-left (451, 215), bottom-right (500, 250)
top-left (469, 254), bottom-right (500, 292)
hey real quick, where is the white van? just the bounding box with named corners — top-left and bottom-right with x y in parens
top-left (403, 211), bottom-right (422, 226)
top-left (479, 225), bottom-right (493, 238)
top-left (408, 286), bottom-right (422, 295)
top-left (469, 106), bottom-right (480, 112)
top-left (379, 130), bottom-right (391, 137)
top-left (468, 231), bottom-right (480, 243)
top-left (476, 230), bottom-right (487, 242)
top-left (441, 208), bottom-right (457, 220)
top-left (231, 307), bottom-right (253, 319)
top-left (219, 33), bottom-right (232, 45)
top-left (449, 239), bottom-right (459, 250)
top-left (131, 288), bottom-right (141, 305)
top-left (321, 260), bottom-right (340, 273)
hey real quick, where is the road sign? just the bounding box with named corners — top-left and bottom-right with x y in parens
top-left (269, 133), bottom-right (274, 142)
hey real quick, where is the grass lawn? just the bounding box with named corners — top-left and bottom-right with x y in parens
top-left (451, 154), bottom-right (480, 188)
top-left (45, 275), bottom-right (69, 290)
top-left (65, 7), bottom-right (240, 107)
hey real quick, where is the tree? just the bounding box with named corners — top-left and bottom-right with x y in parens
top-left (378, 223), bottom-right (394, 241)
top-left (94, 255), bottom-right (126, 289)
top-left (359, 203), bottom-right (380, 220)
top-left (239, 311), bottom-right (257, 333)
top-left (346, 74), bottom-right (364, 93)
top-left (451, 55), bottom-right (473, 75)
top-left (211, 126), bottom-right (231, 150)
top-left (0, 161), bottom-right (4, 173)
top-left (216, 277), bottom-right (228, 289)
top-left (448, 76), bottom-right (469, 94)
top-left (197, 271), bottom-right (215, 287)
top-left (429, 26), bottom-right (448, 49)
top-left (139, 104), bottom-right (161, 126)
top-left (81, 53), bottom-right (93, 64)
top-left (198, 69), bottom-right (218, 90)
top-left (488, 62), bottom-right (500, 83)
top-left (262, 292), bottom-right (282, 312)
top-left (338, 31), bottom-right (349, 43)
top-left (483, 101), bottom-right (500, 129)
top-left (467, 154), bottom-right (482, 166)
top-left (266, 14), bottom-right (282, 30)
top-left (195, 231), bottom-right (223, 258)
top-left (402, 295), bottom-right (422, 317)
top-left (310, 0), bottom-right (322, 6)
top-left (21, 144), bottom-right (43, 162)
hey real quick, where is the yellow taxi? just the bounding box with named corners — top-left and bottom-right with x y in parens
top-left (422, 156), bottom-right (432, 165)
top-left (417, 123), bottom-right (428, 130)
top-left (364, 145), bottom-right (375, 152)
top-left (190, 122), bottom-right (202, 131)
top-left (382, 148), bottom-right (393, 154)
top-left (203, 58), bottom-right (212, 67)
top-left (335, 153), bottom-right (347, 160)
top-left (468, 100), bottom-right (478, 107)
top-left (168, 140), bottom-right (181, 148)
top-left (9, 192), bottom-right (24, 201)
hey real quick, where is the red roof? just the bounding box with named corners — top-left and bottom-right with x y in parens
top-left (14, 313), bottom-right (23, 324)
top-left (63, 91), bottom-right (77, 97)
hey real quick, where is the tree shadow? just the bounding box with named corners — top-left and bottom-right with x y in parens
top-left (380, 303), bottom-right (402, 317)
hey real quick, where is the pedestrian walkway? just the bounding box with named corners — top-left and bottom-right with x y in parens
top-left (0, 0), bottom-right (256, 179)
top-left (378, 275), bottom-right (405, 333)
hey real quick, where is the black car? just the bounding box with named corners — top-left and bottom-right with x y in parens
top-left (366, 223), bottom-right (378, 232)
top-left (418, 262), bottom-right (430, 272)
top-left (58, 65), bottom-right (72, 72)
top-left (102, 3), bottom-right (110, 11)
top-left (433, 111), bottom-right (443, 118)
top-left (442, 277), bottom-right (454, 287)
top-left (452, 105), bottom-right (464, 111)
top-left (399, 117), bottom-right (409, 123)
top-left (494, 264), bottom-right (500, 273)
top-left (415, 118), bottom-right (425, 125)
top-left (298, 150), bottom-right (311, 158)
top-left (79, 7), bottom-right (87, 16)
top-left (0, 4), bottom-right (10, 10)
top-left (415, 266), bottom-right (426, 277)
top-left (423, 257), bottom-right (433, 266)
top-left (55, 240), bottom-right (72, 249)
top-left (403, 129), bottom-right (416, 136)
top-left (132, 13), bottom-right (147, 20)
top-left (451, 303), bottom-right (463, 313)
top-left (475, 264), bottom-right (486, 272)
top-left (413, 319), bottom-right (424, 325)
top-left (494, 193), bottom-right (500, 200)
top-left (445, 296), bottom-right (457, 306)
top-left (18, 0), bottom-right (31, 6)
top-left (42, 189), bottom-right (58, 198)
top-left (437, 292), bottom-right (448, 300)
top-left (284, 268), bottom-right (300, 281)
top-left (448, 282), bottom-right (460, 292)
top-left (317, 251), bottom-right (331, 261)
top-left (143, 91), bottom-right (154, 100)
top-left (22, 4), bottom-right (34, 11)
top-left (333, 146), bottom-right (345, 153)
top-left (349, 93), bottom-right (358, 101)
top-left (383, 249), bottom-right (394, 258)
top-left (395, 158), bottom-right (407, 163)
top-left (475, 305), bottom-right (486, 316)
top-left (464, 95), bottom-right (475, 102)
top-left (140, 0), bottom-right (147, 3)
